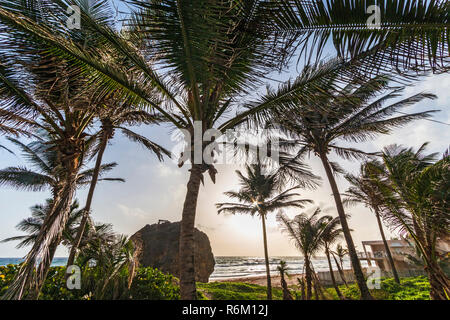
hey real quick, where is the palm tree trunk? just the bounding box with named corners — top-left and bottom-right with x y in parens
top-left (332, 253), bottom-right (348, 287)
top-left (261, 214), bottom-right (272, 300)
top-left (313, 279), bottom-right (319, 300)
top-left (374, 208), bottom-right (400, 284)
top-left (318, 152), bottom-right (373, 300)
top-left (427, 260), bottom-right (450, 300)
top-left (67, 132), bottom-right (109, 268)
top-left (304, 255), bottom-right (312, 300)
top-left (297, 276), bottom-right (306, 300)
top-left (179, 164), bottom-right (203, 300)
top-left (326, 247), bottom-right (344, 299)
top-left (26, 237), bottom-right (60, 300)
top-left (422, 243), bottom-right (450, 300)
top-left (4, 174), bottom-right (77, 300)
top-left (280, 273), bottom-right (293, 300)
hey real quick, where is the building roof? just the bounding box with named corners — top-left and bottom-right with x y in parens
top-left (362, 240), bottom-right (410, 247)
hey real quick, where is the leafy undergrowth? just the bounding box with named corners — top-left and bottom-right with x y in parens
top-left (199, 276), bottom-right (431, 300)
top-left (0, 264), bottom-right (179, 300)
top-left (325, 276), bottom-right (431, 300)
top-left (0, 264), bottom-right (431, 300)
top-left (197, 282), bottom-right (283, 300)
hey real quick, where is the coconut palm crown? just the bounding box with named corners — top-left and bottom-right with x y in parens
top-left (216, 161), bottom-right (313, 299)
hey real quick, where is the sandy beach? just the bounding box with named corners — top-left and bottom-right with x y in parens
top-left (215, 273), bottom-right (304, 287)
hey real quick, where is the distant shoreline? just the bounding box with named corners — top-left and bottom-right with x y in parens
top-left (214, 273), bottom-right (304, 286)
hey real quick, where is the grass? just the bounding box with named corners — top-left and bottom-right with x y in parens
top-left (326, 276), bottom-right (431, 300)
top-left (197, 282), bottom-right (284, 300)
top-left (197, 276), bottom-right (431, 300)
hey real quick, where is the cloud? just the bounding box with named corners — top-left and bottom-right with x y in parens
top-left (156, 163), bottom-right (183, 178)
top-left (117, 203), bottom-right (150, 220)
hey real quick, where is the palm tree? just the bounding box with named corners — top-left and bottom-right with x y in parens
top-left (259, 71), bottom-right (437, 299)
top-left (331, 244), bottom-right (349, 287)
top-left (277, 260), bottom-right (293, 300)
top-left (269, 0), bottom-right (450, 74)
top-left (277, 208), bottom-right (330, 300)
top-left (376, 144), bottom-right (449, 300)
top-left (66, 103), bottom-right (170, 268)
top-left (2, 199), bottom-right (83, 250)
top-left (1, 0), bottom-right (447, 299)
top-left (0, 137), bottom-right (122, 195)
top-left (216, 162), bottom-right (313, 299)
top-left (76, 232), bottom-right (137, 300)
top-left (2, 198), bottom-right (115, 253)
top-left (344, 161), bottom-right (401, 284)
top-left (0, 135), bottom-right (122, 298)
top-left (321, 215), bottom-right (345, 300)
top-left (0, 6), bottom-right (127, 295)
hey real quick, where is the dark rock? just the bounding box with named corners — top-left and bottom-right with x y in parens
top-left (131, 221), bottom-right (215, 282)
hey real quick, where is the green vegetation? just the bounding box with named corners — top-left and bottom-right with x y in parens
top-left (0, 265), bottom-right (435, 300)
top-left (197, 276), bottom-right (431, 301)
top-left (216, 162), bottom-right (314, 299)
top-left (0, 264), bottom-right (179, 300)
top-left (325, 276), bottom-right (431, 300)
top-left (0, 0), bottom-right (448, 300)
top-left (197, 282), bottom-right (283, 300)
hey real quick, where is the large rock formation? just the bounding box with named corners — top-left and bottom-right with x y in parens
top-left (131, 220), bottom-right (215, 282)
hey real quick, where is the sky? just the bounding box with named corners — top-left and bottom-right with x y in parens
top-left (0, 1), bottom-right (449, 258)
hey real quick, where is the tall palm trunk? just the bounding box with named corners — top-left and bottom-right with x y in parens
top-left (319, 152), bottom-right (373, 300)
top-left (426, 259), bottom-right (450, 300)
top-left (332, 253), bottom-right (348, 287)
top-left (34, 175), bottom-right (77, 298)
top-left (411, 218), bottom-right (449, 299)
top-left (34, 236), bottom-right (62, 299)
top-left (422, 241), bottom-right (450, 300)
top-left (3, 172), bottom-right (78, 300)
top-left (179, 163), bottom-right (203, 300)
top-left (325, 247), bottom-right (344, 300)
top-left (260, 214), bottom-right (272, 300)
top-left (280, 272), bottom-right (293, 300)
top-left (304, 255), bottom-right (312, 300)
top-left (67, 131), bottom-right (109, 267)
top-left (298, 277), bottom-right (306, 300)
top-left (312, 271), bottom-right (325, 300)
top-left (374, 208), bottom-right (400, 284)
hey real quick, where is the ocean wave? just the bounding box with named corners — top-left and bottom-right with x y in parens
top-left (0, 256), bottom-right (362, 280)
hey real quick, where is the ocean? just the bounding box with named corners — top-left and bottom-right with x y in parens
top-left (0, 256), bottom-right (365, 280)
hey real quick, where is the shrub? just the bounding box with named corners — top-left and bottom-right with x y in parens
top-left (329, 276), bottom-right (431, 300)
top-left (0, 264), bottom-right (179, 300)
top-left (130, 267), bottom-right (179, 300)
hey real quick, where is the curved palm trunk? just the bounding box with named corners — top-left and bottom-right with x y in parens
top-left (326, 247), bottom-right (344, 300)
top-left (427, 260), bottom-right (450, 300)
top-left (179, 164), bottom-right (203, 300)
top-left (297, 276), bottom-right (306, 300)
top-left (304, 255), bottom-right (312, 300)
top-left (311, 266), bottom-right (325, 300)
top-left (410, 220), bottom-right (449, 299)
top-left (319, 152), bottom-right (373, 300)
top-left (332, 253), bottom-right (348, 287)
top-left (374, 209), bottom-right (400, 284)
top-left (3, 173), bottom-right (77, 300)
top-left (26, 237), bottom-right (59, 300)
top-left (422, 241), bottom-right (450, 300)
top-left (260, 214), bottom-right (272, 300)
top-left (280, 273), bottom-right (293, 300)
top-left (67, 132), bottom-right (109, 267)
